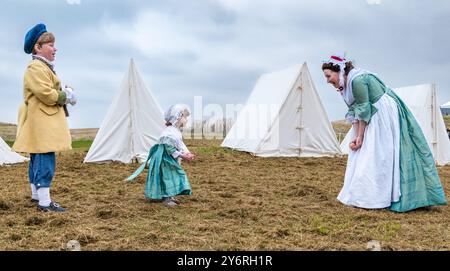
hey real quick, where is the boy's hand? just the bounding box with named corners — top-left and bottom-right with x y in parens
top-left (63, 85), bottom-right (77, 106)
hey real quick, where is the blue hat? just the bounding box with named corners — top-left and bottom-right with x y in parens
top-left (24, 23), bottom-right (47, 54)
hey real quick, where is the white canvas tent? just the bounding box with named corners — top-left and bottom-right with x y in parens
top-left (0, 136), bottom-right (28, 166)
top-left (84, 59), bottom-right (165, 164)
top-left (340, 84), bottom-right (450, 165)
top-left (221, 62), bottom-right (342, 157)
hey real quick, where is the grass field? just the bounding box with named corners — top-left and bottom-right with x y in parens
top-left (0, 123), bottom-right (17, 142)
top-left (332, 120), bottom-right (351, 143)
top-left (1, 138), bottom-right (449, 251)
top-left (1, 121), bottom-right (449, 251)
top-left (71, 140), bottom-right (93, 150)
top-left (444, 115), bottom-right (450, 130)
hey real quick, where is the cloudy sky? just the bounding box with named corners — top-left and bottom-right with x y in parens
top-left (0, 0), bottom-right (449, 128)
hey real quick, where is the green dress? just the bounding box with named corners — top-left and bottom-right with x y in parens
top-left (347, 74), bottom-right (447, 212)
top-left (126, 143), bottom-right (192, 200)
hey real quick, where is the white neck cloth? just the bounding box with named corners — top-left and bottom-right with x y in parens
top-left (340, 67), bottom-right (373, 106)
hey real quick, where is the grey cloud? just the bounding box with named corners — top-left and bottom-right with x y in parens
top-left (1, 0), bottom-right (449, 128)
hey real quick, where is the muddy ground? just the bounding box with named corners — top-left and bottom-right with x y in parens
top-left (1, 139), bottom-right (449, 251)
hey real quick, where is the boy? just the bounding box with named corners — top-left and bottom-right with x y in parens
top-left (13, 23), bottom-right (77, 212)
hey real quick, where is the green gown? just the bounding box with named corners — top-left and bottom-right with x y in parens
top-left (348, 74), bottom-right (447, 212)
top-left (126, 143), bottom-right (192, 200)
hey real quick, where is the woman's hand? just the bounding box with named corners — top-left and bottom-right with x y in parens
top-left (349, 138), bottom-right (357, 151)
top-left (349, 136), bottom-right (364, 151)
top-left (349, 120), bottom-right (366, 152)
top-left (356, 135), bottom-right (364, 149)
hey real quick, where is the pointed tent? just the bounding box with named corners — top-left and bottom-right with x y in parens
top-left (1, 136), bottom-right (28, 166)
top-left (221, 62), bottom-right (342, 157)
top-left (340, 84), bottom-right (450, 165)
top-left (84, 59), bottom-right (165, 164)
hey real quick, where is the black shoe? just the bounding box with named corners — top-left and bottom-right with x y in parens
top-left (38, 202), bottom-right (67, 212)
top-left (31, 199), bottom-right (39, 204)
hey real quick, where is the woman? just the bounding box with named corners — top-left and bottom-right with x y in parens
top-left (322, 54), bottom-right (447, 212)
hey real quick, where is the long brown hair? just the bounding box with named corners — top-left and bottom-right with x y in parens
top-left (322, 61), bottom-right (354, 76)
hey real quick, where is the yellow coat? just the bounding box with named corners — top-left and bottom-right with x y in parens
top-left (12, 59), bottom-right (72, 154)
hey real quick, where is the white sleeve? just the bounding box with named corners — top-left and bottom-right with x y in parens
top-left (171, 151), bottom-right (181, 158)
top-left (179, 140), bottom-right (190, 153)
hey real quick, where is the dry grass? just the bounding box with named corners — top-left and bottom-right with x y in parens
top-left (0, 124), bottom-right (98, 142)
top-left (332, 120), bottom-right (351, 143)
top-left (70, 128), bottom-right (98, 141)
top-left (0, 139), bottom-right (449, 251)
top-left (0, 124), bottom-right (17, 141)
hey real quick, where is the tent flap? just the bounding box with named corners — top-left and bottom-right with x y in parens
top-left (0, 136), bottom-right (28, 166)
